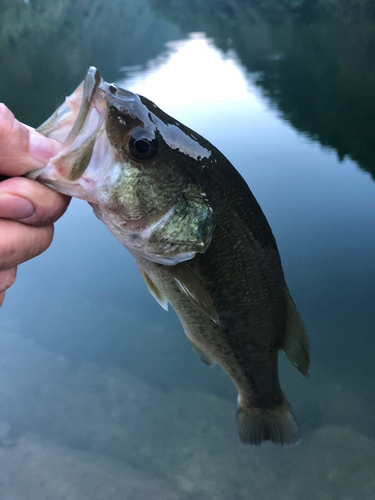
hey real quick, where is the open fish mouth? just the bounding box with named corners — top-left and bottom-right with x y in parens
top-left (27, 67), bottom-right (113, 199)
top-left (27, 67), bottom-right (123, 203)
top-left (27, 67), bottom-right (144, 201)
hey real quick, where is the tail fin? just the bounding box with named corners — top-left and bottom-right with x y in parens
top-left (236, 398), bottom-right (300, 446)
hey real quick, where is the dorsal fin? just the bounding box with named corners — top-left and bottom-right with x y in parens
top-left (167, 263), bottom-right (220, 325)
top-left (283, 293), bottom-right (309, 377)
top-left (138, 268), bottom-right (168, 311)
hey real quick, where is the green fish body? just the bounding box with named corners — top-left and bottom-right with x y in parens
top-left (29, 67), bottom-right (309, 446)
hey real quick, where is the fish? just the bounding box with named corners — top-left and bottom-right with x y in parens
top-left (28, 67), bottom-right (309, 446)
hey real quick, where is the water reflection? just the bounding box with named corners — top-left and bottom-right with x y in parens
top-left (121, 33), bottom-right (250, 106)
top-left (151, 0), bottom-right (375, 179)
top-left (0, 0), bottom-right (180, 125)
top-left (1, 1), bottom-right (375, 499)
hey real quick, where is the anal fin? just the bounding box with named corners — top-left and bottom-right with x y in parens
top-left (283, 292), bottom-right (309, 377)
top-left (189, 339), bottom-right (216, 366)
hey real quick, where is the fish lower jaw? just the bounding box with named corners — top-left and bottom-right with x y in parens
top-left (37, 175), bottom-right (96, 202)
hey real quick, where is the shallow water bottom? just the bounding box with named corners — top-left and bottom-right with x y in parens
top-left (0, 330), bottom-right (374, 500)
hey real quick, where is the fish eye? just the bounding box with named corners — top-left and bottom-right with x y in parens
top-left (129, 135), bottom-right (158, 161)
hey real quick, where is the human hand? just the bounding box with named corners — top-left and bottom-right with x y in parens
top-left (0, 104), bottom-right (71, 307)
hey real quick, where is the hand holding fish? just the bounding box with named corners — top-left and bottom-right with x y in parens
top-left (0, 104), bottom-right (70, 307)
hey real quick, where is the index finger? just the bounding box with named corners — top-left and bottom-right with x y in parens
top-left (0, 104), bottom-right (61, 176)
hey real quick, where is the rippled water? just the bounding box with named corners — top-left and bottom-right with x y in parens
top-left (1, 1), bottom-right (375, 498)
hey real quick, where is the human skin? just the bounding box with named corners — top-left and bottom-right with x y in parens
top-left (0, 104), bottom-right (71, 307)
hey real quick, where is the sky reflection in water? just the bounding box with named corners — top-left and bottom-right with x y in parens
top-left (1, 28), bottom-right (375, 500)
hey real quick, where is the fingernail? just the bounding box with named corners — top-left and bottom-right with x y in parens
top-left (29, 131), bottom-right (60, 164)
top-left (0, 193), bottom-right (35, 220)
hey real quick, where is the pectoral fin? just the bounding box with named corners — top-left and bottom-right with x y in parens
top-left (139, 268), bottom-right (168, 311)
top-left (189, 340), bottom-right (217, 366)
top-left (283, 293), bottom-right (309, 377)
top-left (167, 263), bottom-right (220, 326)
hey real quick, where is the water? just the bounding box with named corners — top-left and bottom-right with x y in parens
top-left (1, 1), bottom-right (375, 498)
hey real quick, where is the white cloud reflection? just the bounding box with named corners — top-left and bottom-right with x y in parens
top-left (117, 33), bottom-right (262, 110)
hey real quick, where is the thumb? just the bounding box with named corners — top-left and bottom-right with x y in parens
top-left (0, 104), bottom-right (60, 177)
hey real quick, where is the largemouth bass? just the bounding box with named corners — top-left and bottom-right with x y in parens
top-left (28, 67), bottom-right (309, 446)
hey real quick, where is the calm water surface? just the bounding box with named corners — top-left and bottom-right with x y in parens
top-left (1, 1), bottom-right (375, 499)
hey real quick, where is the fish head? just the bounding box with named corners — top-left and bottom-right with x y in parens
top-left (28, 67), bottom-right (215, 265)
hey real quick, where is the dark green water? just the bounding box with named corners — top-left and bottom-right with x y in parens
top-left (1, 1), bottom-right (375, 498)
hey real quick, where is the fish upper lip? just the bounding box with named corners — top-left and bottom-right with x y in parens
top-left (100, 80), bottom-right (139, 112)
